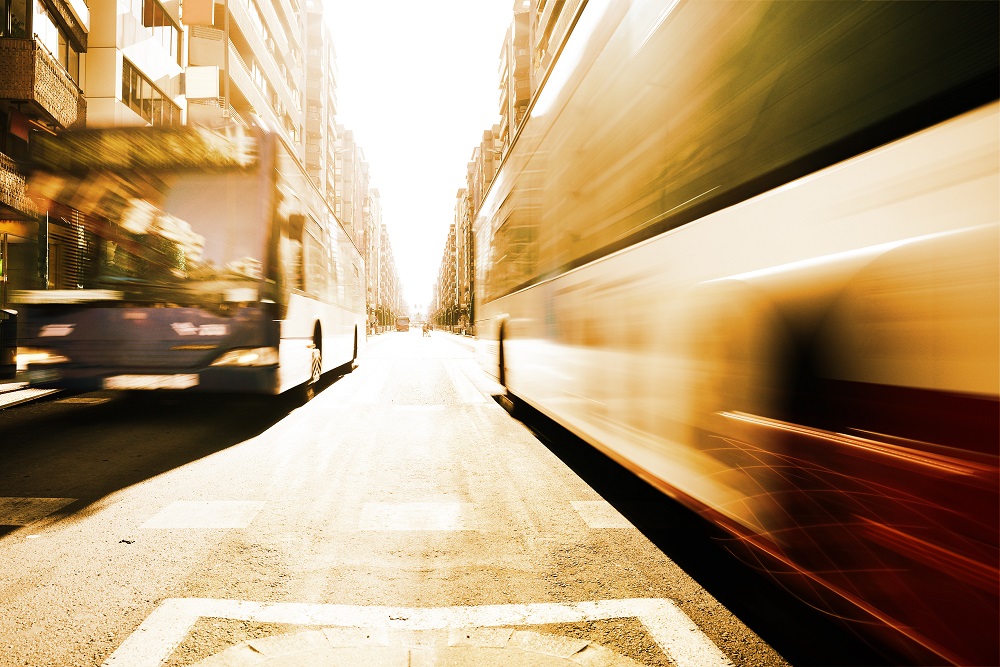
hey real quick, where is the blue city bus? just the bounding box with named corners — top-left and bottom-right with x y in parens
top-left (15, 124), bottom-right (365, 399)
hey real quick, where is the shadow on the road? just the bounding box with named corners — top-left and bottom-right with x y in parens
top-left (0, 367), bottom-right (353, 536)
top-left (494, 393), bottom-right (895, 667)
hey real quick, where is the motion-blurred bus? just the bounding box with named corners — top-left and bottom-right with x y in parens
top-left (395, 316), bottom-right (410, 332)
top-left (475, 1), bottom-right (998, 664)
top-left (16, 124), bottom-right (365, 400)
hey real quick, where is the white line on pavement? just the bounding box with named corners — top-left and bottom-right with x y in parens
top-left (140, 501), bottom-right (265, 529)
top-left (103, 597), bottom-right (734, 667)
top-left (445, 359), bottom-right (488, 403)
top-left (358, 501), bottom-right (478, 531)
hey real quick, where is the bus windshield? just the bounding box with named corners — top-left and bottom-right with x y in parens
top-left (23, 127), bottom-right (269, 308)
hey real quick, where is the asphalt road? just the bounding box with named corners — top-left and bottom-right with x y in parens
top-left (0, 331), bottom-right (789, 667)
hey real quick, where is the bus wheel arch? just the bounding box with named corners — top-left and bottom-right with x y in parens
top-left (497, 315), bottom-right (509, 388)
top-left (675, 280), bottom-right (797, 540)
top-left (497, 314), bottom-right (522, 416)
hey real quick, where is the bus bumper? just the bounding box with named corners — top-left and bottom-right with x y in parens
top-left (24, 365), bottom-right (281, 395)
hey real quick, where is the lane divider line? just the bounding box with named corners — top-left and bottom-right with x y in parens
top-left (445, 359), bottom-right (488, 404)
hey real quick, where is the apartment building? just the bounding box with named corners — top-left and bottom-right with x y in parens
top-left (434, 0), bottom-right (584, 330)
top-left (463, 126), bottom-right (498, 331)
top-left (453, 187), bottom-right (471, 332)
top-left (363, 186), bottom-right (381, 330)
top-left (0, 0), bottom-right (88, 307)
top-left (528, 0), bottom-right (583, 95)
top-left (333, 126), bottom-right (367, 249)
top-left (498, 3), bottom-right (528, 158)
top-left (185, 0), bottom-right (303, 149)
top-left (375, 222), bottom-right (402, 330)
top-left (86, 0), bottom-right (182, 127)
top-left (303, 0), bottom-right (337, 199)
top-left (433, 222), bottom-right (457, 329)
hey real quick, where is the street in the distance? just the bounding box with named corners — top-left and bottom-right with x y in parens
top-left (0, 331), bottom-right (786, 667)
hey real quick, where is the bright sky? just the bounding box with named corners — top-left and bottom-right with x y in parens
top-left (323, 0), bottom-right (516, 315)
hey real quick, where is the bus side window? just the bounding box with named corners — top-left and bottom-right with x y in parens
top-left (303, 228), bottom-right (326, 300)
top-left (281, 213), bottom-right (304, 292)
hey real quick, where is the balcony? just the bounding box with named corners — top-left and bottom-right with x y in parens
top-left (227, 44), bottom-right (289, 145)
top-left (227, 0), bottom-right (300, 121)
top-left (0, 38), bottom-right (86, 129)
top-left (305, 114), bottom-right (322, 135)
top-left (0, 152), bottom-right (37, 221)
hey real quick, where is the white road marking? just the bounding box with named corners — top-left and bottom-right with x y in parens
top-left (570, 501), bottom-right (633, 529)
top-left (103, 597), bottom-right (734, 667)
top-left (140, 501), bottom-right (265, 529)
top-left (445, 360), bottom-right (488, 403)
top-left (358, 501), bottom-right (478, 531)
top-left (0, 497), bottom-right (75, 524)
top-left (0, 387), bottom-right (59, 409)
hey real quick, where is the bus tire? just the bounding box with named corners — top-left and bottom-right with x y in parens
top-left (308, 345), bottom-right (321, 396)
top-left (296, 326), bottom-right (323, 403)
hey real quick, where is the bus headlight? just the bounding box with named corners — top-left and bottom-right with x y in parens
top-left (210, 347), bottom-right (279, 367)
top-left (17, 348), bottom-right (71, 370)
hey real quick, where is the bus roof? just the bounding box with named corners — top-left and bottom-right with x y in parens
top-left (28, 125), bottom-right (259, 175)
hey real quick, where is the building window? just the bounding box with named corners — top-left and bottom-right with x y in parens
top-left (30, 1), bottom-right (80, 82)
top-left (122, 59), bottom-right (180, 126)
top-left (140, 0), bottom-right (181, 65)
top-left (58, 32), bottom-right (80, 81)
top-left (0, 0), bottom-right (29, 37)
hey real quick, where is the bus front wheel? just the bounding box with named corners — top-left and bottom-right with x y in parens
top-left (305, 345), bottom-right (321, 401)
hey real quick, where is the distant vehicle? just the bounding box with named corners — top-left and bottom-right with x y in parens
top-left (16, 124), bottom-right (365, 401)
top-left (475, 1), bottom-right (998, 665)
top-left (395, 316), bottom-right (410, 332)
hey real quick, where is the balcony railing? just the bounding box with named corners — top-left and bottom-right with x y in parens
top-left (0, 38), bottom-right (86, 129)
top-left (0, 152), bottom-right (37, 220)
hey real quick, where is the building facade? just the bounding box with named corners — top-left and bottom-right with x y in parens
top-left (374, 222), bottom-right (402, 330)
top-left (333, 126), bottom-right (367, 249)
top-left (432, 0), bottom-right (582, 332)
top-left (433, 222), bottom-right (457, 329)
top-left (86, 0), bottom-right (183, 129)
top-left (1, 0), bottom-right (88, 308)
top-left (185, 0), bottom-right (303, 148)
top-left (303, 0), bottom-right (337, 200)
top-left (527, 0), bottom-right (583, 97)
top-left (498, 3), bottom-right (528, 158)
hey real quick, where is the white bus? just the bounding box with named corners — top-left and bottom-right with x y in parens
top-left (475, 1), bottom-right (998, 664)
top-left (17, 124), bottom-right (365, 401)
